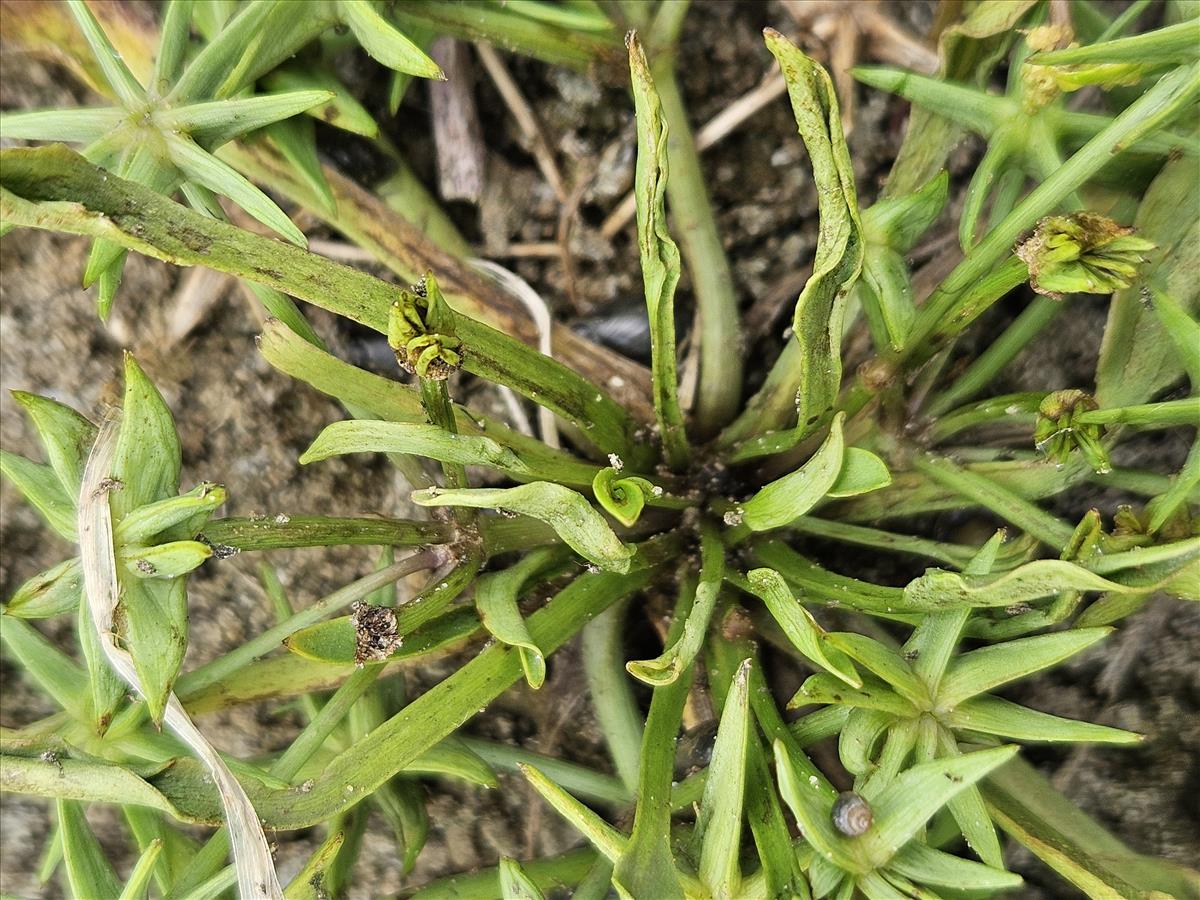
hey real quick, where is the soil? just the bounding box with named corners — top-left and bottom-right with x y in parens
top-left (1, 2), bottom-right (1196, 899)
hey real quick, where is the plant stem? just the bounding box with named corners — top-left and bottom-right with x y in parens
top-left (200, 516), bottom-right (451, 551)
top-left (912, 456), bottom-right (1076, 549)
top-left (581, 599), bottom-right (644, 793)
top-left (460, 738), bottom-right (630, 807)
top-left (927, 296), bottom-right (1064, 416)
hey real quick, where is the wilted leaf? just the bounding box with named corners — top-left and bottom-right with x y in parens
top-left (475, 548), bottom-right (570, 689)
top-left (627, 33), bottom-right (688, 468)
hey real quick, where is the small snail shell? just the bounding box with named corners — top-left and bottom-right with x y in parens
top-left (831, 791), bottom-right (873, 837)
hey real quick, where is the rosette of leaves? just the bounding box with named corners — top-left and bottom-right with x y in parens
top-left (2, 354), bottom-right (219, 727)
top-left (784, 534), bottom-right (1139, 874)
top-left (0, 0), bottom-right (443, 315)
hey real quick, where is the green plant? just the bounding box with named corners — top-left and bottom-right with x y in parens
top-left (1, 1), bottom-right (1198, 899)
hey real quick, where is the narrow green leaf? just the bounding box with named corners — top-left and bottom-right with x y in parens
top-left (388, 0), bottom-right (616, 68)
top-left (853, 67), bottom-right (1007, 138)
top-left (1148, 288), bottom-right (1200, 389)
top-left (888, 841), bottom-right (1021, 891)
top-left (1075, 398), bottom-right (1200, 429)
top-left (626, 523), bottom-right (723, 685)
top-left (11, 391), bottom-right (97, 498)
top-left (283, 830), bottom-right (345, 900)
top-left (931, 727), bottom-right (1003, 869)
top-left (0, 617), bottom-right (89, 720)
top-left (742, 413), bottom-right (846, 531)
top-left (944, 695), bottom-right (1141, 744)
top-left (165, 133), bottom-right (307, 246)
top-left (859, 745), bottom-right (1018, 868)
top-left (302, 420), bottom-right (528, 476)
top-left (262, 118), bottom-right (337, 217)
top-left (825, 633), bottom-right (928, 707)
top-left (911, 455), bottom-right (1076, 550)
top-left (581, 600), bottom-right (643, 794)
top-left (696, 659), bottom-right (751, 900)
top-left (0, 451), bottom-right (77, 540)
top-left (117, 838), bottom-right (163, 900)
top-left (57, 799), bottom-right (122, 900)
top-left (615, 582), bottom-right (694, 900)
top-left (152, 0), bottom-right (192, 89)
top-left (1098, 155), bottom-right (1199, 408)
top-left (78, 592), bottom-right (126, 733)
top-left (160, 90), bottom-right (333, 149)
top-left (627, 32), bottom-right (688, 468)
top-left (1030, 19), bottom-right (1200, 65)
top-left (200, 514), bottom-right (450, 552)
top-left (475, 547), bottom-right (571, 689)
top-left (339, 0), bottom-right (444, 79)
top-left (790, 673), bottom-right (916, 718)
top-left (115, 482), bottom-right (225, 545)
top-left (0, 107), bottom-right (125, 143)
top-left (5, 558), bottom-right (83, 619)
top-left (123, 806), bottom-right (196, 896)
top-left (121, 540), bottom-right (212, 579)
top-left (262, 65), bottom-right (379, 137)
top-left (826, 448), bottom-right (892, 499)
top-left (499, 857), bottom-right (546, 900)
top-left (937, 627), bottom-right (1113, 708)
top-left (1149, 438), bottom-right (1200, 534)
top-left (741, 568), bottom-right (861, 687)
top-left (409, 737), bottom-right (499, 788)
top-left (115, 572), bottom-right (186, 727)
top-left (65, 0), bottom-right (144, 105)
top-left (413, 483), bottom-right (635, 573)
top-left (111, 354), bottom-right (182, 517)
top-left (984, 756), bottom-right (1200, 898)
top-left (177, 1), bottom-right (328, 101)
top-left (521, 765), bottom-right (627, 863)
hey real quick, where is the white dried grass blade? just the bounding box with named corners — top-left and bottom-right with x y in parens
top-left (78, 415), bottom-right (282, 899)
top-left (470, 258), bottom-right (560, 448)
